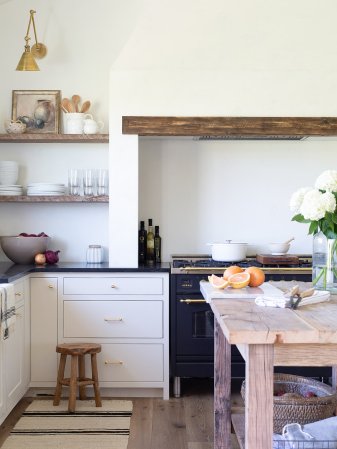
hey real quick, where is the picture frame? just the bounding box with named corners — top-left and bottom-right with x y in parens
top-left (12, 90), bottom-right (61, 134)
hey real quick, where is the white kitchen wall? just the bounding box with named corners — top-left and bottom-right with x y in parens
top-left (0, 0), bottom-right (144, 262)
top-left (110, 0), bottom-right (337, 265)
top-left (1, 1), bottom-right (337, 265)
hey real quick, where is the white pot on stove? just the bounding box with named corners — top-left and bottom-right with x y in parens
top-left (207, 240), bottom-right (248, 262)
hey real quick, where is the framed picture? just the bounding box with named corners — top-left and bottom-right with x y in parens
top-left (12, 90), bottom-right (61, 134)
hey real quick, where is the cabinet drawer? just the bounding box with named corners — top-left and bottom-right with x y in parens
top-left (63, 276), bottom-right (163, 296)
top-left (63, 300), bottom-right (163, 338)
top-left (99, 343), bottom-right (163, 382)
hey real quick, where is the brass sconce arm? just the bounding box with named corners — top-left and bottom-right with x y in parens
top-left (16, 9), bottom-right (47, 71)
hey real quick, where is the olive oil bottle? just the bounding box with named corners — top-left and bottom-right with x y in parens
top-left (146, 219), bottom-right (155, 264)
top-left (138, 220), bottom-right (147, 264)
top-left (154, 225), bottom-right (161, 263)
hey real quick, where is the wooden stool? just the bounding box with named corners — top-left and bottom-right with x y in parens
top-left (53, 343), bottom-right (102, 413)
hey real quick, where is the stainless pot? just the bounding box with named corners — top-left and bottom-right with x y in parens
top-left (207, 240), bottom-right (248, 261)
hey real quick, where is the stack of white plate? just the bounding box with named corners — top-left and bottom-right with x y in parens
top-left (27, 183), bottom-right (66, 196)
top-left (0, 185), bottom-right (23, 196)
top-left (0, 161), bottom-right (19, 185)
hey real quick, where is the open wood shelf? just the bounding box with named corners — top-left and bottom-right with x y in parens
top-left (122, 116), bottom-right (337, 137)
top-left (0, 134), bottom-right (109, 143)
top-left (0, 195), bottom-right (109, 203)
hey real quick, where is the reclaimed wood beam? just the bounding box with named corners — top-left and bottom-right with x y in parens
top-left (122, 116), bottom-right (337, 137)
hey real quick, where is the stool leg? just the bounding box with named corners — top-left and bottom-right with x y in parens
top-left (78, 354), bottom-right (87, 400)
top-left (69, 354), bottom-right (78, 413)
top-left (91, 353), bottom-right (102, 407)
top-left (53, 354), bottom-right (67, 406)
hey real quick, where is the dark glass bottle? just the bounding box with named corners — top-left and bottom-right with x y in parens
top-left (138, 221), bottom-right (147, 264)
top-left (146, 219), bottom-right (155, 264)
top-left (154, 225), bottom-right (161, 263)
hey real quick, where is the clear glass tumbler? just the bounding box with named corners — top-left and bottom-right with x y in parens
top-left (97, 169), bottom-right (108, 196)
top-left (83, 169), bottom-right (96, 196)
top-left (68, 168), bottom-right (82, 195)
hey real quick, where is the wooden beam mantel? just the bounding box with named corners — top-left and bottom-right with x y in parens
top-left (122, 116), bottom-right (337, 137)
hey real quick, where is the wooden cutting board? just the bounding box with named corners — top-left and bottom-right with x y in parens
top-left (256, 254), bottom-right (299, 265)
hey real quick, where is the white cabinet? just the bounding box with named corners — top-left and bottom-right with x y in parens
top-left (30, 277), bottom-right (58, 386)
top-left (59, 273), bottom-right (170, 399)
top-left (1, 278), bottom-right (30, 424)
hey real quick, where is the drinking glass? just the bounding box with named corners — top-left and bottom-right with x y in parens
top-left (97, 169), bottom-right (108, 196)
top-left (83, 169), bottom-right (96, 196)
top-left (68, 168), bottom-right (82, 195)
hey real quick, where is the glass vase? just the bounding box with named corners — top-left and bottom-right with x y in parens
top-left (312, 231), bottom-right (337, 292)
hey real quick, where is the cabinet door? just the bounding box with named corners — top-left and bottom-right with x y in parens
top-left (0, 336), bottom-right (5, 424)
top-left (4, 304), bottom-right (24, 415)
top-left (30, 277), bottom-right (58, 383)
top-left (22, 277), bottom-right (31, 390)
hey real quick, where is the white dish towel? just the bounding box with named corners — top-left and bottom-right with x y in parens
top-left (255, 290), bottom-right (330, 308)
top-left (0, 284), bottom-right (16, 339)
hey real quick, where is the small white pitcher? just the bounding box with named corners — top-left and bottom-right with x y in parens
top-left (83, 114), bottom-right (104, 135)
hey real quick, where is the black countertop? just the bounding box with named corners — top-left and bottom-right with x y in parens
top-left (0, 262), bottom-right (171, 283)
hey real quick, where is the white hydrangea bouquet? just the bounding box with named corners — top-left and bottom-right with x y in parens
top-left (290, 170), bottom-right (337, 236)
top-left (290, 170), bottom-right (337, 290)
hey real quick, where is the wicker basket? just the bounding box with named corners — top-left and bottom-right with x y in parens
top-left (241, 373), bottom-right (337, 433)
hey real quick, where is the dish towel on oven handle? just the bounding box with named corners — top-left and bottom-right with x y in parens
top-left (255, 290), bottom-right (330, 308)
top-left (0, 284), bottom-right (16, 339)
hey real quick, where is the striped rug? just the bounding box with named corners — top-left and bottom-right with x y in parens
top-left (2, 399), bottom-right (133, 449)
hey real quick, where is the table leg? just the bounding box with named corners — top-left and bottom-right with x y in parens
top-left (332, 366), bottom-right (337, 414)
top-left (245, 344), bottom-right (274, 449)
top-left (214, 320), bottom-right (232, 449)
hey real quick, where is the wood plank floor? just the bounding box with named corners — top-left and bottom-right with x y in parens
top-left (0, 378), bottom-right (244, 449)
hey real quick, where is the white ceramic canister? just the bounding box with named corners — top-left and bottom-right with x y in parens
top-left (86, 244), bottom-right (103, 263)
top-left (83, 114), bottom-right (104, 134)
top-left (63, 113), bottom-right (85, 134)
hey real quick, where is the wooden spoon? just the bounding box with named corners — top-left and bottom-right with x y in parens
top-left (72, 94), bottom-right (81, 112)
top-left (80, 100), bottom-right (91, 113)
top-left (61, 98), bottom-right (71, 113)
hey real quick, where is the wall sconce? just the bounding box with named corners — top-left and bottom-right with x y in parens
top-left (16, 10), bottom-right (47, 71)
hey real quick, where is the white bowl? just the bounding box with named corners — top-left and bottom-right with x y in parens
top-left (268, 242), bottom-right (291, 255)
top-left (0, 236), bottom-right (50, 264)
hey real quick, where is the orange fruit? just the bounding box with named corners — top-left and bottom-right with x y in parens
top-left (228, 272), bottom-right (250, 289)
top-left (208, 274), bottom-right (229, 289)
top-left (223, 265), bottom-right (244, 281)
top-left (245, 267), bottom-right (265, 287)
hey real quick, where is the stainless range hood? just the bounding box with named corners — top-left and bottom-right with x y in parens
top-left (196, 135), bottom-right (306, 141)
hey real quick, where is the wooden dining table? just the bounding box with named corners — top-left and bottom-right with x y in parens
top-left (200, 281), bottom-right (337, 449)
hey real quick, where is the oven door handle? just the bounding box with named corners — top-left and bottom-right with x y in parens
top-left (179, 299), bottom-right (207, 304)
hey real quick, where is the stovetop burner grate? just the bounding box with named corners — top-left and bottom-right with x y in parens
top-left (171, 255), bottom-right (312, 271)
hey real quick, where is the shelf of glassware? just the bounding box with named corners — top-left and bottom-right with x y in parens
top-left (0, 134), bottom-right (109, 143)
top-left (0, 195), bottom-right (109, 203)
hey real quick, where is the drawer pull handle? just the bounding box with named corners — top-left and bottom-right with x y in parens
top-left (105, 360), bottom-right (124, 365)
top-left (111, 284), bottom-right (117, 289)
top-left (104, 317), bottom-right (123, 322)
top-left (179, 299), bottom-right (206, 304)
top-left (48, 285), bottom-right (54, 289)
top-left (15, 292), bottom-right (22, 297)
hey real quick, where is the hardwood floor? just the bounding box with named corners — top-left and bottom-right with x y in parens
top-left (0, 378), bottom-right (244, 449)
